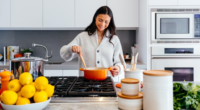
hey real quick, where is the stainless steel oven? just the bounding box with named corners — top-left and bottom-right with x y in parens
top-left (151, 46), bottom-right (200, 82)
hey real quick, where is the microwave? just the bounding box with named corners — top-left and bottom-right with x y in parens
top-left (152, 9), bottom-right (200, 39)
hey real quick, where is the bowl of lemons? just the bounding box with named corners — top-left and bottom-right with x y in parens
top-left (0, 71), bottom-right (54, 110)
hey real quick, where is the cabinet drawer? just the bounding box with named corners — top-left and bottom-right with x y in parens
top-left (44, 70), bottom-right (62, 76)
top-left (63, 70), bottom-right (79, 76)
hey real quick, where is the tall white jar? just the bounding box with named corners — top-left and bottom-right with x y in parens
top-left (143, 70), bottom-right (173, 110)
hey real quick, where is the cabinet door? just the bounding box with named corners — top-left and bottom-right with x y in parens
top-left (178, 0), bottom-right (200, 5)
top-left (11, 0), bottom-right (42, 27)
top-left (43, 0), bottom-right (74, 27)
top-left (44, 70), bottom-right (63, 76)
top-left (75, 0), bottom-right (106, 27)
top-left (149, 0), bottom-right (178, 6)
top-left (0, 0), bottom-right (10, 27)
top-left (63, 70), bottom-right (79, 76)
top-left (107, 0), bottom-right (138, 27)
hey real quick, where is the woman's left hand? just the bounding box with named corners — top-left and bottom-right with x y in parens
top-left (110, 66), bottom-right (120, 77)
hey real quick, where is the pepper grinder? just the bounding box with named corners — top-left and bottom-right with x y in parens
top-left (0, 69), bottom-right (11, 94)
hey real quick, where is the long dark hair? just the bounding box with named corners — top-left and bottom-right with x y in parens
top-left (85, 6), bottom-right (117, 46)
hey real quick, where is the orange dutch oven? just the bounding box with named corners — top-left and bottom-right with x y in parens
top-left (79, 67), bottom-right (112, 81)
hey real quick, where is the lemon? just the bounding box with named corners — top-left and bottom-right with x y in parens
top-left (30, 82), bottom-right (35, 87)
top-left (1, 90), bottom-right (18, 105)
top-left (17, 90), bottom-right (22, 97)
top-left (7, 79), bottom-right (22, 92)
top-left (44, 84), bottom-right (55, 97)
top-left (21, 85), bottom-right (35, 98)
top-left (34, 76), bottom-right (49, 90)
top-left (16, 97), bottom-right (30, 105)
top-left (19, 72), bottom-right (33, 85)
top-left (34, 91), bottom-right (48, 103)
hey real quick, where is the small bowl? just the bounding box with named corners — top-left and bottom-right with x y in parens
top-left (1, 97), bottom-right (51, 110)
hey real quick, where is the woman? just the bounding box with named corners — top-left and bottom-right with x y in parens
top-left (60, 6), bottom-right (124, 81)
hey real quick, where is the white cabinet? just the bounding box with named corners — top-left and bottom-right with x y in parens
top-left (11, 0), bottom-right (42, 27)
top-left (63, 70), bottom-right (79, 76)
top-left (108, 0), bottom-right (138, 27)
top-left (44, 70), bottom-right (63, 76)
top-left (75, 0), bottom-right (106, 27)
top-left (178, 0), bottom-right (200, 5)
top-left (0, 0), bottom-right (138, 29)
top-left (43, 0), bottom-right (74, 27)
top-left (0, 0), bottom-right (10, 27)
top-left (149, 0), bottom-right (178, 6)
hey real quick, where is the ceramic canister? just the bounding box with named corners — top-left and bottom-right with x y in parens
top-left (118, 91), bottom-right (143, 110)
top-left (121, 78), bottom-right (139, 96)
top-left (125, 69), bottom-right (143, 91)
top-left (143, 70), bottom-right (173, 110)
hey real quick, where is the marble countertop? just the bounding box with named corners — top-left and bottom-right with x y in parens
top-left (44, 102), bottom-right (118, 110)
top-left (0, 102), bottom-right (119, 110)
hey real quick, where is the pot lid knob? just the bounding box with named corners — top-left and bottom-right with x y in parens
top-left (24, 53), bottom-right (31, 58)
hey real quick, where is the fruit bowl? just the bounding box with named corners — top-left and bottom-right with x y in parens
top-left (0, 97), bottom-right (51, 110)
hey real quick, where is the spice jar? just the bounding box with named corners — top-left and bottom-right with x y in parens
top-left (121, 78), bottom-right (139, 96)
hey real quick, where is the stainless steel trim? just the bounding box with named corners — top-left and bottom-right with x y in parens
top-left (152, 56), bottom-right (200, 58)
top-left (152, 8), bottom-right (200, 12)
top-left (50, 97), bottom-right (117, 103)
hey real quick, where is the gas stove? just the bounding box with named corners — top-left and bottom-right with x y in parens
top-left (46, 76), bottom-right (117, 103)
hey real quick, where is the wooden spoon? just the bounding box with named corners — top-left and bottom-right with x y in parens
top-left (133, 52), bottom-right (139, 71)
top-left (119, 54), bottom-right (126, 71)
top-left (79, 52), bottom-right (87, 69)
top-left (130, 56), bottom-right (134, 71)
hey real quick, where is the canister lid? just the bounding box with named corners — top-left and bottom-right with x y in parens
top-left (117, 91), bottom-right (143, 99)
top-left (143, 70), bottom-right (173, 76)
top-left (121, 78), bottom-right (139, 84)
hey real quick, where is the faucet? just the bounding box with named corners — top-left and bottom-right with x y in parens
top-left (32, 43), bottom-right (52, 60)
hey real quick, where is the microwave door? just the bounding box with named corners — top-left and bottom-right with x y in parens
top-left (156, 14), bottom-right (194, 39)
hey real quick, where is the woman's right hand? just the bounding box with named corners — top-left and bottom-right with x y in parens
top-left (72, 46), bottom-right (82, 55)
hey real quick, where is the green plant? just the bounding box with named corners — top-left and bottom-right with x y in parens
top-left (173, 82), bottom-right (200, 110)
top-left (21, 48), bottom-right (33, 54)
